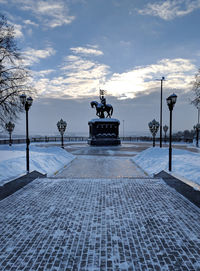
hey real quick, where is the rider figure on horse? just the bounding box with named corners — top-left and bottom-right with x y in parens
top-left (99, 89), bottom-right (106, 118)
top-left (100, 95), bottom-right (106, 109)
top-left (90, 89), bottom-right (113, 118)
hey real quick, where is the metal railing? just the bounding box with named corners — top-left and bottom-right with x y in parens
top-left (0, 136), bottom-right (89, 145)
top-left (0, 136), bottom-right (194, 145)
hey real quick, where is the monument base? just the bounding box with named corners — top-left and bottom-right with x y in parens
top-left (88, 138), bottom-right (121, 146)
top-left (88, 118), bottom-right (121, 146)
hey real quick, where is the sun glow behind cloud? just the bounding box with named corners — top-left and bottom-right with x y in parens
top-left (31, 45), bottom-right (196, 100)
top-left (103, 58), bottom-right (196, 99)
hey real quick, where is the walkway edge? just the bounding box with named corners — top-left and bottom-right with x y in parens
top-left (131, 159), bottom-right (149, 176)
top-left (170, 172), bottom-right (200, 191)
top-left (0, 171), bottom-right (46, 201)
top-left (155, 170), bottom-right (200, 208)
top-left (53, 157), bottom-right (77, 176)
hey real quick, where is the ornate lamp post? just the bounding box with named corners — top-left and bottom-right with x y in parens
top-left (123, 120), bottom-right (124, 138)
top-left (19, 94), bottom-right (33, 173)
top-left (5, 121), bottom-right (15, 146)
top-left (166, 93), bottom-right (177, 171)
top-left (148, 119), bottom-right (160, 147)
top-left (193, 124), bottom-right (200, 147)
top-left (57, 119), bottom-right (67, 148)
top-left (163, 125), bottom-right (168, 143)
top-left (158, 77), bottom-right (165, 148)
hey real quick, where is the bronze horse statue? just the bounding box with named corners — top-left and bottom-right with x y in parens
top-left (91, 101), bottom-right (113, 118)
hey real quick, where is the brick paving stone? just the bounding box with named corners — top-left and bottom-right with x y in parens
top-left (0, 177), bottom-right (200, 270)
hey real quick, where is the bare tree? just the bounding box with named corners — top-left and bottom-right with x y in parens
top-left (0, 15), bottom-right (32, 128)
top-left (191, 68), bottom-right (200, 109)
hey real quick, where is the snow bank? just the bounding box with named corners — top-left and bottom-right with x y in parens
top-left (0, 144), bottom-right (75, 185)
top-left (132, 147), bottom-right (200, 186)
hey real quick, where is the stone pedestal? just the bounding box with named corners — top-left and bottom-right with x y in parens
top-left (88, 118), bottom-right (121, 146)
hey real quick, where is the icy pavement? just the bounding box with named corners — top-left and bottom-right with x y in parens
top-left (0, 177), bottom-right (200, 270)
top-left (57, 156), bottom-right (146, 178)
top-left (56, 142), bottom-right (147, 178)
top-left (64, 143), bottom-right (149, 157)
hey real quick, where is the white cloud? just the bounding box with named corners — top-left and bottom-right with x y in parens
top-left (34, 69), bottom-right (55, 77)
top-left (7, 21), bottom-right (23, 38)
top-left (9, 0), bottom-right (75, 27)
top-left (103, 58), bottom-right (196, 99)
top-left (70, 46), bottom-right (103, 56)
top-left (13, 23), bottom-right (23, 38)
top-left (33, 57), bottom-right (196, 100)
top-left (138, 0), bottom-right (200, 20)
top-left (33, 51), bottom-right (110, 98)
top-left (23, 19), bottom-right (39, 27)
top-left (23, 47), bottom-right (56, 66)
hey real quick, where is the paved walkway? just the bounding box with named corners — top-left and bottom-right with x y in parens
top-left (0, 177), bottom-right (200, 270)
top-left (57, 156), bottom-right (146, 178)
top-left (0, 143), bottom-right (200, 270)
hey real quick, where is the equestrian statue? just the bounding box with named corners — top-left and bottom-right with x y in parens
top-left (90, 89), bottom-right (113, 118)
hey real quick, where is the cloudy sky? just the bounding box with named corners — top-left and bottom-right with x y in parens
top-left (1, 0), bottom-right (200, 136)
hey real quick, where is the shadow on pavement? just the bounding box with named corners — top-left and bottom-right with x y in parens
top-left (0, 171), bottom-right (46, 201)
top-left (155, 170), bottom-right (200, 208)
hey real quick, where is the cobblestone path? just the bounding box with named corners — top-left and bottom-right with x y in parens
top-left (0, 177), bottom-right (200, 271)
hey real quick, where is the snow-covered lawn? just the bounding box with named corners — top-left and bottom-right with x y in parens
top-left (1, 142), bottom-right (199, 188)
top-left (0, 144), bottom-right (75, 186)
top-left (132, 147), bottom-right (200, 186)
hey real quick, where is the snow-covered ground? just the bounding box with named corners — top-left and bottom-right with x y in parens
top-left (0, 142), bottom-right (200, 188)
top-left (132, 147), bottom-right (200, 186)
top-left (0, 144), bottom-right (75, 186)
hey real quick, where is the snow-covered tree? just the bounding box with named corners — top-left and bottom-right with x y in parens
top-left (191, 68), bottom-right (200, 109)
top-left (0, 15), bottom-right (32, 128)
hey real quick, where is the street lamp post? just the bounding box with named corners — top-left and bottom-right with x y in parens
top-left (19, 94), bottom-right (33, 173)
top-left (158, 77), bottom-right (165, 148)
top-left (57, 119), bottom-right (67, 148)
top-left (5, 121), bottom-right (15, 146)
top-left (193, 124), bottom-right (200, 147)
top-left (163, 125), bottom-right (168, 143)
top-left (148, 119), bottom-right (160, 147)
top-left (123, 120), bottom-right (124, 138)
top-left (166, 93), bottom-right (177, 171)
